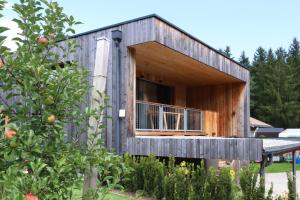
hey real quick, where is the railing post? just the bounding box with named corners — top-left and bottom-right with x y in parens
top-left (200, 112), bottom-right (203, 131)
top-left (159, 105), bottom-right (163, 131)
top-left (184, 109), bottom-right (187, 132)
top-left (292, 150), bottom-right (297, 196)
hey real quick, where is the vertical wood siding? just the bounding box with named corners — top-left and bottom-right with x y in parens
top-left (186, 83), bottom-right (246, 137)
top-left (51, 16), bottom-right (250, 155)
top-left (55, 18), bottom-right (155, 151)
top-left (126, 137), bottom-right (263, 161)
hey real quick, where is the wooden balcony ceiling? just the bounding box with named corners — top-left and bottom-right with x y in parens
top-left (133, 42), bottom-right (244, 86)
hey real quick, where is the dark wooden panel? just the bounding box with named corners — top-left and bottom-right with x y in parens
top-left (126, 137), bottom-right (263, 161)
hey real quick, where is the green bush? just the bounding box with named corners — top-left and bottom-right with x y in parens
top-left (217, 168), bottom-right (234, 200)
top-left (122, 154), bottom-right (141, 192)
top-left (122, 156), bottom-right (238, 200)
top-left (122, 154), bottom-right (164, 199)
top-left (164, 172), bottom-right (176, 200)
top-left (122, 157), bottom-right (300, 200)
top-left (141, 155), bottom-right (165, 199)
top-left (164, 159), bottom-right (192, 200)
top-left (239, 166), bottom-right (273, 200)
top-left (164, 157), bottom-right (176, 200)
top-left (191, 167), bottom-right (234, 200)
top-left (173, 162), bottom-right (191, 200)
top-left (287, 173), bottom-right (296, 200)
top-left (189, 163), bottom-right (206, 200)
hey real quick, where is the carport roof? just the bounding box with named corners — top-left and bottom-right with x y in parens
top-left (263, 139), bottom-right (300, 155)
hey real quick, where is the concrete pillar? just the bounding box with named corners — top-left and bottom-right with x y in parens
top-left (205, 159), bottom-right (218, 169)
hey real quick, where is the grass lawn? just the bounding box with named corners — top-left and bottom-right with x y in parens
top-left (98, 193), bottom-right (130, 200)
top-left (72, 189), bottom-right (131, 200)
top-left (254, 162), bottom-right (300, 173)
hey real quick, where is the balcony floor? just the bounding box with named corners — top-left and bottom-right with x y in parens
top-left (136, 131), bottom-right (207, 136)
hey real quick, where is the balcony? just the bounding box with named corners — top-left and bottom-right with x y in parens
top-left (136, 101), bottom-right (205, 136)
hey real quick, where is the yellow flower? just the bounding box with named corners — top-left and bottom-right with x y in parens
top-left (180, 161), bottom-right (186, 167)
top-left (230, 169), bottom-right (235, 177)
top-left (184, 169), bottom-right (189, 175)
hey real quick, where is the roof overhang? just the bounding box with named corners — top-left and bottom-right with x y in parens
top-left (132, 42), bottom-right (245, 86)
top-left (68, 14), bottom-right (249, 75)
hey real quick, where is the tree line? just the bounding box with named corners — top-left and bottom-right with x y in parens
top-left (219, 38), bottom-right (300, 128)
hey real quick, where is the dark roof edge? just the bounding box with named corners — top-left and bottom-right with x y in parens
top-left (264, 144), bottom-right (300, 155)
top-left (69, 14), bottom-right (249, 70)
top-left (69, 14), bottom-right (157, 39)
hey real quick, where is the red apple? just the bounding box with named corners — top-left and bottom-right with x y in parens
top-left (47, 114), bottom-right (56, 123)
top-left (4, 129), bottom-right (16, 139)
top-left (23, 193), bottom-right (38, 200)
top-left (36, 37), bottom-right (49, 44)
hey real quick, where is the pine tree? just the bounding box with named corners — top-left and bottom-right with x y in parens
top-left (287, 38), bottom-right (300, 95)
top-left (259, 48), bottom-right (298, 127)
top-left (219, 46), bottom-right (233, 58)
top-left (250, 40), bottom-right (300, 128)
top-left (288, 38), bottom-right (300, 58)
top-left (287, 38), bottom-right (300, 126)
top-left (239, 51), bottom-right (251, 68)
top-left (250, 47), bottom-right (267, 119)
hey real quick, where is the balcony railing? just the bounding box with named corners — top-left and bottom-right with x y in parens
top-left (136, 101), bottom-right (202, 132)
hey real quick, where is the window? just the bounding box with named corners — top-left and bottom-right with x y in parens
top-left (136, 78), bottom-right (174, 105)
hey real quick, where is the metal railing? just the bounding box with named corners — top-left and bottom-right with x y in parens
top-left (136, 101), bottom-right (202, 132)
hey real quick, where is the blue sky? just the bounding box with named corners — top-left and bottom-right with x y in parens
top-left (3, 0), bottom-right (300, 61)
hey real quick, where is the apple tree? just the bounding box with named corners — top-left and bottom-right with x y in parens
top-left (0, 0), bottom-right (123, 199)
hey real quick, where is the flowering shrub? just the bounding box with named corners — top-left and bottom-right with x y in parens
top-left (122, 156), bottom-right (298, 200)
top-left (167, 160), bottom-right (192, 200)
top-left (123, 155), bottom-right (235, 200)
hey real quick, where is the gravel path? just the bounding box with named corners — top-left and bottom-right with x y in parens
top-left (265, 172), bottom-right (300, 196)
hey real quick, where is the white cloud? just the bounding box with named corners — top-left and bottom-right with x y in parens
top-left (0, 18), bottom-right (21, 51)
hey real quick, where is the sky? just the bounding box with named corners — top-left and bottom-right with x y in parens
top-left (1, 0), bottom-right (300, 61)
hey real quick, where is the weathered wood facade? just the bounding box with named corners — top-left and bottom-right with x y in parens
top-left (127, 136), bottom-right (262, 161)
top-left (57, 14), bottom-right (260, 160)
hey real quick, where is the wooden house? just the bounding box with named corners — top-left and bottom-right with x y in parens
top-left (58, 14), bottom-right (263, 161)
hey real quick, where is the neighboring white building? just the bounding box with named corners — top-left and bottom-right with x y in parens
top-left (279, 129), bottom-right (300, 138)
